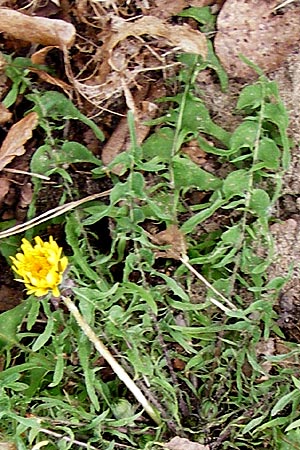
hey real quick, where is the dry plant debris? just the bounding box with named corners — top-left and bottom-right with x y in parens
top-left (74, 14), bottom-right (207, 108)
top-left (0, 8), bottom-right (75, 48)
top-left (0, 112), bottom-right (38, 172)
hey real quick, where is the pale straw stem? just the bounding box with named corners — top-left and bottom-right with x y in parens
top-left (62, 295), bottom-right (161, 425)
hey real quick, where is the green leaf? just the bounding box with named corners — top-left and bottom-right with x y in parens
top-left (264, 102), bottom-right (289, 130)
top-left (257, 137), bottom-right (280, 170)
top-left (271, 390), bottom-right (300, 416)
top-left (181, 197), bottom-right (225, 234)
top-left (223, 169), bottom-right (249, 198)
top-left (28, 91), bottom-right (104, 141)
top-left (249, 189), bottom-right (271, 217)
top-left (31, 142), bottom-right (101, 175)
top-left (130, 172), bottom-right (145, 198)
top-left (26, 297), bottom-right (41, 330)
top-left (32, 316), bottom-right (54, 351)
top-left (77, 336), bottom-right (100, 410)
top-left (237, 84), bottom-right (263, 110)
top-left (205, 40), bottom-right (228, 91)
top-left (0, 234), bottom-right (22, 262)
top-left (76, 288), bottom-right (96, 325)
top-left (151, 270), bottom-right (190, 302)
top-left (66, 214), bottom-right (106, 286)
top-left (242, 415), bottom-right (266, 435)
top-left (0, 301), bottom-right (32, 349)
top-left (3, 57), bottom-right (32, 107)
top-left (7, 382), bottom-right (29, 392)
top-left (110, 181), bottom-right (129, 204)
top-left (173, 155), bottom-right (221, 191)
top-left (123, 282), bottom-right (157, 314)
top-left (230, 120), bottom-right (258, 151)
top-left (111, 399), bottom-right (137, 421)
top-left (285, 418), bottom-right (300, 432)
top-left (142, 127), bottom-right (175, 161)
top-left (83, 203), bottom-right (112, 225)
top-left (181, 95), bottom-right (230, 145)
top-left (221, 225), bottom-right (241, 245)
top-left (292, 375), bottom-right (300, 391)
top-left (48, 351), bottom-right (65, 388)
top-left (178, 6), bottom-right (216, 29)
top-left (264, 277), bottom-right (286, 290)
top-left (60, 142), bottom-right (102, 166)
top-left (3, 83), bottom-right (22, 108)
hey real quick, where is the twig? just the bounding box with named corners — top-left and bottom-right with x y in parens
top-left (179, 255), bottom-right (238, 312)
top-left (272, 0), bottom-right (296, 11)
top-left (38, 427), bottom-right (136, 449)
top-left (0, 190), bottom-right (111, 239)
top-left (38, 428), bottom-right (99, 449)
top-left (3, 168), bottom-right (51, 180)
top-left (62, 295), bottom-right (162, 425)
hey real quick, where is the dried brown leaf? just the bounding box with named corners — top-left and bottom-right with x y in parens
top-left (31, 43), bottom-right (72, 93)
top-left (0, 102), bottom-right (12, 124)
top-left (30, 68), bottom-right (72, 92)
top-left (0, 8), bottom-right (75, 48)
top-left (151, 224), bottom-right (187, 260)
top-left (0, 177), bottom-right (10, 203)
top-left (106, 16), bottom-right (207, 59)
top-left (215, 0), bottom-right (300, 78)
top-left (0, 112), bottom-right (38, 171)
top-left (255, 338), bottom-right (276, 377)
top-left (165, 437), bottom-right (209, 450)
top-left (19, 182), bottom-right (33, 209)
top-left (182, 140), bottom-right (207, 166)
top-left (148, 0), bottom-right (188, 19)
top-left (31, 46), bottom-right (58, 65)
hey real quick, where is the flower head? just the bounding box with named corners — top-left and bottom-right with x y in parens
top-left (10, 236), bottom-right (68, 297)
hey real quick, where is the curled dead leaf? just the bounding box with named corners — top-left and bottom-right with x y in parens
top-left (30, 68), bottom-right (72, 93)
top-left (19, 182), bottom-right (33, 209)
top-left (182, 140), bottom-right (207, 166)
top-left (30, 46), bottom-right (72, 92)
top-left (31, 46), bottom-right (58, 66)
top-left (0, 102), bottom-right (12, 124)
top-left (0, 8), bottom-right (75, 48)
top-left (0, 177), bottom-right (10, 204)
top-left (215, 0), bottom-right (300, 78)
top-left (105, 15), bottom-right (207, 60)
top-left (0, 112), bottom-right (38, 171)
top-left (150, 225), bottom-right (187, 260)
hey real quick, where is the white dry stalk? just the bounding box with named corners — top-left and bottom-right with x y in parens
top-left (179, 255), bottom-right (238, 313)
top-left (62, 295), bottom-right (161, 425)
top-left (273, 0), bottom-right (296, 11)
top-left (0, 190), bottom-right (112, 239)
top-left (3, 168), bottom-right (50, 180)
top-left (37, 428), bottom-right (99, 449)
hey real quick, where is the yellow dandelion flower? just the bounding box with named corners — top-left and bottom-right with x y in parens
top-left (10, 236), bottom-right (68, 298)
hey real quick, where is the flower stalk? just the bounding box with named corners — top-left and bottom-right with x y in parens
top-left (62, 295), bottom-right (161, 425)
top-left (10, 236), bottom-right (161, 425)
